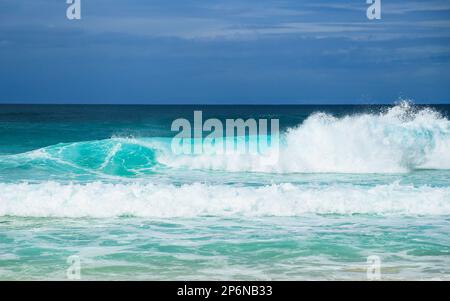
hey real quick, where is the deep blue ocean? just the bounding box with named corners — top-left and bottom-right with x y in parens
top-left (0, 103), bottom-right (449, 280)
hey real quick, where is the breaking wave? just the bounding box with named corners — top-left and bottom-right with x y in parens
top-left (1, 181), bottom-right (449, 217)
top-left (0, 102), bottom-right (449, 175)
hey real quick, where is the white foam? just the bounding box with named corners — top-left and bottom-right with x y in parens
top-left (159, 102), bottom-right (450, 173)
top-left (1, 181), bottom-right (449, 218)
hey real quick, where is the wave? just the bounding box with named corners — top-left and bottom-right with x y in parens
top-left (162, 102), bottom-right (450, 173)
top-left (0, 138), bottom-right (162, 178)
top-left (0, 181), bottom-right (449, 217)
top-left (290, 102), bottom-right (450, 173)
top-left (1, 102), bottom-right (450, 175)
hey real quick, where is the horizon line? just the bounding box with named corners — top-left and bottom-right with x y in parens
top-left (0, 102), bottom-right (449, 106)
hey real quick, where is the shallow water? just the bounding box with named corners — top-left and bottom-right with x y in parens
top-left (1, 216), bottom-right (449, 280)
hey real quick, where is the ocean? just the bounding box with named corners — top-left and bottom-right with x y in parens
top-left (0, 103), bottom-right (449, 280)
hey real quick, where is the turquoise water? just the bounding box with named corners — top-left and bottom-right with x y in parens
top-left (0, 103), bottom-right (450, 280)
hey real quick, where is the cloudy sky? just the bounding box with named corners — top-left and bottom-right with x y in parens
top-left (1, 0), bottom-right (450, 104)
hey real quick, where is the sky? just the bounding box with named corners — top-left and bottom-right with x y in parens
top-left (0, 0), bottom-right (450, 104)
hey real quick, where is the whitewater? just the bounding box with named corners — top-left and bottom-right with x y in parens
top-left (1, 181), bottom-right (450, 218)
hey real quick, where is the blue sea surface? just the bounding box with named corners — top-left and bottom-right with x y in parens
top-left (0, 104), bottom-right (449, 280)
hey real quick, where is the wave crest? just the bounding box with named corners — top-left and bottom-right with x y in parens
top-left (0, 181), bottom-right (449, 217)
top-left (162, 102), bottom-right (450, 173)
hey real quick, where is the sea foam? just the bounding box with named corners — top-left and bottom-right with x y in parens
top-left (161, 102), bottom-right (450, 173)
top-left (1, 181), bottom-right (449, 218)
